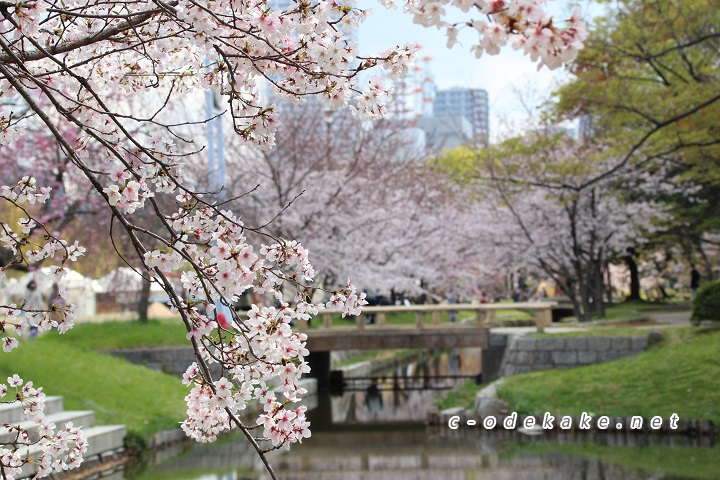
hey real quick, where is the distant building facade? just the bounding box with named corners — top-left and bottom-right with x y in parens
top-left (415, 116), bottom-right (473, 152)
top-left (433, 88), bottom-right (489, 147)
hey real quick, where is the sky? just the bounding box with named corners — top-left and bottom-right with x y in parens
top-left (355, 0), bottom-right (602, 141)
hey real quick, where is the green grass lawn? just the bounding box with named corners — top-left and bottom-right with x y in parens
top-left (599, 299), bottom-right (690, 321)
top-left (435, 379), bottom-right (483, 410)
top-left (317, 309), bottom-right (533, 328)
top-left (0, 335), bottom-right (188, 443)
top-left (333, 348), bottom-right (419, 368)
top-left (38, 318), bottom-right (189, 350)
top-left (553, 299), bottom-right (690, 323)
top-left (533, 325), bottom-right (657, 339)
top-left (498, 326), bottom-right (720, 423)
top-left (612, 299), bottom-right (690, 311)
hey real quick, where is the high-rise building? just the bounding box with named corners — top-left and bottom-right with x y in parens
top-left (433, 88), bottom-right (489, 147)
top-left (415, 116), bottom-right (472, 152)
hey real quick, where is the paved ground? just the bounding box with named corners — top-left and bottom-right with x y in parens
top-left (646, 310), bottom-right (692, 326)
top-left (491, 309), bottom-right (693, 336)
top-left (491, 326), bottom-right (589, 335)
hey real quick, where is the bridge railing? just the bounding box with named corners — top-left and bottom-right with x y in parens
top-left (297, 302), bottom-right (556, 333)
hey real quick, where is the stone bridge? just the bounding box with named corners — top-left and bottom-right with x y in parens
top-left (301, 303), bottom-right (554, 386)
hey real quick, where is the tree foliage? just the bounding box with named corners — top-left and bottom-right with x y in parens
top-left (549, 0), bottom-right (720, 289)
top-left (691, 280), bottom-right (720, 323)
top-left (436, 132), bottom-right (677, 321)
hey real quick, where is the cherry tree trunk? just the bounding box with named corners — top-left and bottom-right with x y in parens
top-left (137, 275), bottom-right (151, 324)
top-left (624, 249), bottom-right (641, 301)
top-left (591, 261), bottom-right (606, 318)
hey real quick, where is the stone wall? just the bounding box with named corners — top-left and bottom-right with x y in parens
top-left (109, 346), bottom-right (199, 376)
top-left (481, 333), bottom-right (509, 381)
top-left (499, 335), bottom-right (649, 377)
top-left (110, 346), bottom-right (318, 397)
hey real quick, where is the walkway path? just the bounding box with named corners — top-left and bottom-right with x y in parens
top-left (647, 310), bottom-right (692, 326)
top-left (492, 309), bottom-right (693, 336)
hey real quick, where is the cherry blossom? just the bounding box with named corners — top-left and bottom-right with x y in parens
top-left (458, 137), bottom-right (683, 321)
top-left (395, 0), bottom-right (587, 69)
top-left (0, 375), bottom-right (87, 479)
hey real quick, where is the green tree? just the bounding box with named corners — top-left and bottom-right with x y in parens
top-left (551, 0), bottom-right (720, 292)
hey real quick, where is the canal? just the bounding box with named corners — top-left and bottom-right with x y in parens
top-left (128, 348), bottom-right (718, 480)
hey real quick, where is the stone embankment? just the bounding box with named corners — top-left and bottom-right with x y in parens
top-left (499, 334), bottom-right (649, 377)
top-left (109, 346), bottom-right (198, 376)
top-left (479, 333), bottom-right (653, 420)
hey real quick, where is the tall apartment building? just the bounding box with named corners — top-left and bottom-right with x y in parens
top-left (433, 88), bottom-right (489, 147)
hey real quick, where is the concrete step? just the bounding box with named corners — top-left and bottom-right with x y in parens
top-left (83, 425), bottom-right (127, 457)
top-left (0, 396), bottom-right (63, 425)
top-left (17, 424), bottom-right (126, 479)
top-left (0, 410), bottom-right (95, 443)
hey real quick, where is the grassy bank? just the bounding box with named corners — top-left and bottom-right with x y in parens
top-left (334, 348), bottom-right (419, 368)
top-left (435, 379), bottom-right (483, 411)
top-left (40, 318), bottom-right (189, 350)
top-left (533, 325), bottom-right (658, 339)
top-left (552, 300), bottom-right (690, 323)
top-left (498, 327), bottom-right (720, 423)
top-left (0, 335), bottom-right (188, 442)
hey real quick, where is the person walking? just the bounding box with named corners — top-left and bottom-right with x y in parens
top-left (24, 280), bottom-right (44, 338)
top-left (690, 266), bottom-right (701, 297)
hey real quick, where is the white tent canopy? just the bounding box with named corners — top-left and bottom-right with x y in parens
top-left (92, 267), bottom-right (166, 296)
top-left (2, 268), bottom-right (96, 318)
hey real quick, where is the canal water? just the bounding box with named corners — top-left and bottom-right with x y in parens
top-left (129, 348), bottom-right (719, 480)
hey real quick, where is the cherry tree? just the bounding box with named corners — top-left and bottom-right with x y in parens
top-left (447, 134), bottom-right (681, 321)
top-left (0, 122), bottom-right (108, 271)
top-left (213, 103), bottom-right (483, 296)
top-left (0, 0), bottom-right (585, 478)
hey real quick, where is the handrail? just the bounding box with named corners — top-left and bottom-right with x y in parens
top-left (300, 302), bottom-right (556, 333)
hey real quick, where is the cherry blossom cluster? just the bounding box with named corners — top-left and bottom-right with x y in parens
top-left (129, 188), bottom-right (364, 451)
top-left (0, 178), bottom-right (83, 342)
top-left (0, 0), bottom-right (420, 152)
top-left (0, 376), bottom-right (87, 480)
top-left (166, 210), bottom-right (361, 441)
top-left (399, 0), bottom-right (587, 69)
top-left (326, 280), bottom-right (368, 316)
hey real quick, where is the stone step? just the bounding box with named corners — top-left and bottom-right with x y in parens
top-left (0, 410), bottom-right (95, 444)
top-left (82, 424), bottom-right (127, 457)
top-left (0, 396), bottom-right (63, 425)
top-left (17, 424), bottom-right (126, 479)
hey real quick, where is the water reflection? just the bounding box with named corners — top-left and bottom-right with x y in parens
top-left (131, 349), bottom-right (718, 480)
top-left (134, 428), bottom-right (718, 480)
top-left (363, 380), bottom-right (383, 419)
top-left (330, 348), bottom-right (481, 424)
